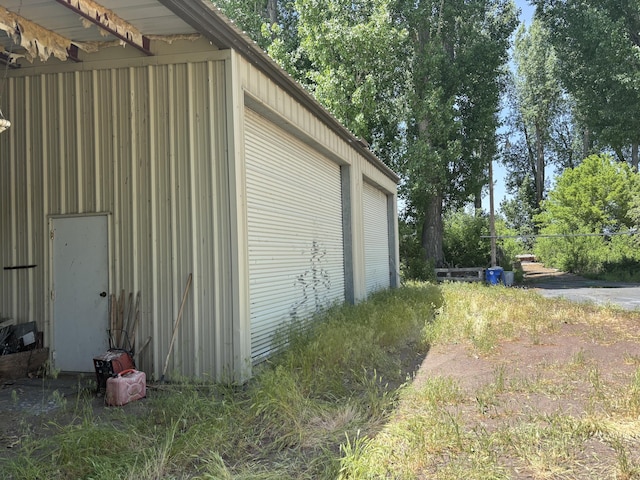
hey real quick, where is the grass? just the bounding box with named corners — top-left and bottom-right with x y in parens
top-left (2, 282), bottom-right (640, 479)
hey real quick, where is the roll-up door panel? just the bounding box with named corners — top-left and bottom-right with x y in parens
top-left (363, 181), bottom-right (390, 295)
top-left (245, 109), bottom-right (345, 361)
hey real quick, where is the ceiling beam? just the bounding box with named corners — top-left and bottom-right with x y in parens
top-left (54, 0), bottom-right (152, 56)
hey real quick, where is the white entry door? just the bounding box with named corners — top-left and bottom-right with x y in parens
top-left (52, 215), bottom-right (109, 372)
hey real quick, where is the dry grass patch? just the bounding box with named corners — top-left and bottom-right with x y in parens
top-left (339, 283), bottom-right (640, 479)
top-left (3, 282), bottom-right (640, 479)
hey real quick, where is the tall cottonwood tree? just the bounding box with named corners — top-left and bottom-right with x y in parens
top-left (395, 0), bottom-right (517, 266)
top-left (505, 19), bottom-right (563, 211)
top-left (534, 0), bottom-right (640, 168)
top-left (291, 0), bottom-right (409, 162)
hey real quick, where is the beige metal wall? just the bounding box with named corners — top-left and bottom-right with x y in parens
top-left (0, 41), bottom-right (400, 381)
top-left (0, 47), bottom-right (238, 380)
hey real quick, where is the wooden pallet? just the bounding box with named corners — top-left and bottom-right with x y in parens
top-left (435, 267), bottom-right (485, 282)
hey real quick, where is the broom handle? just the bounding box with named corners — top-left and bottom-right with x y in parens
top-left (162, 273), bottom-right (192, 378)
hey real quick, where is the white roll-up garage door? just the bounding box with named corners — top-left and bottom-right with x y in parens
top-left (244, 109), bottom-right (345, 362)
top-left (363, 181), bottom-right (390, 295)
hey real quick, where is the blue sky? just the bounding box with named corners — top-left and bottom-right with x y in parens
top-left (517, 0), bottom-right (536, 25)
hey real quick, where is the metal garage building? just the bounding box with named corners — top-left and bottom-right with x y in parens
top-left (0, 0), bottom-right (400, 382)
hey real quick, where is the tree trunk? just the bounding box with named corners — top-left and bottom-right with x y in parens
top-left (474, 188), bottom-right (482, 212)
top-left (421, 192), bottom-right (445, 267)
top-left (266, 0), bottom-right (277, 25)
top-left (534, 124), bottom-right (545, 210)
top-left (614, 146), bottom-right (626, 163)
top-left (582, 128), bottom-right (591, 159)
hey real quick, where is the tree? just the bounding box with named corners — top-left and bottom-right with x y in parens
top-left (215, 0), bottom-right (273, 47)
top-left (396, 0), bottom-right (517, 266)
top-left (505, 19), bottom-right (564, 211)
top-left (290, 0), bottom-right (409, 161)
top-left (533, 0), bottom-right (640, 168)
top-left (499, 182), bottom-right (537, 249)
top-left (538, 155), bottom-right (639, 232)
top-left (443, 209), bottom-right (491, 268)
top-left (535, 154), bottom-right (640, 272)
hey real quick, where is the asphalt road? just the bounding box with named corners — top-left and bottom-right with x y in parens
top-left (526, 267), bottom-right (640, 311)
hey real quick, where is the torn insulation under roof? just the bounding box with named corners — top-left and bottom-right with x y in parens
top-left (65, 0), bottom-right (145, 47)
top-left (0, 5), bottom-right (72, 62)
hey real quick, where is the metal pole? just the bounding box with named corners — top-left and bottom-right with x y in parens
top-left (489, 158), bottom-right (497, 267)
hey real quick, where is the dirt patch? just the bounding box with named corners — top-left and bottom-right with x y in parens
top-left (415, 306), bottom-right (640, 477)
top-left (0, 373), bottom-right (150, 457)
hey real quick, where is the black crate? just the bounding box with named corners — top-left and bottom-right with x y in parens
top-left (93, 350), bottom-right (135, 392)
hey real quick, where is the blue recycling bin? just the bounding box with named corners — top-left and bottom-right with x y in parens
top-left (486, 266), bottom-right (504, 285)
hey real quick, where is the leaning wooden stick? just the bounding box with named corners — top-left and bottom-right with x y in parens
top-left (160, 273), bottom-right (192, 382)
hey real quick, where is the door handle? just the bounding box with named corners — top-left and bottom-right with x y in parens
top-left (99, 291), bottom-right (107, 297)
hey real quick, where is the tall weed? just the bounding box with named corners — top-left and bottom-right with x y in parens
top-left (2, 283), bottom-right (441, 480)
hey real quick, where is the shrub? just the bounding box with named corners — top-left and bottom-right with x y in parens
top-left (442, 209), bottom-right (491, 267)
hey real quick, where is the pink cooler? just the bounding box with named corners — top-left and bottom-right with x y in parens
top-left (105, 369), bottom-right (146, 406)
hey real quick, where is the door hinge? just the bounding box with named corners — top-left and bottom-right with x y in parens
top-left (50, 290), bottom-right (55, 301)
top-left (50, 230), bottom-right (55, 240)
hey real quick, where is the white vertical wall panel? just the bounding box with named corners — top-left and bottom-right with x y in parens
top-left (363, 181), bottom-right (390, 295)
top-left (244, 109), bottom-right (345, 361)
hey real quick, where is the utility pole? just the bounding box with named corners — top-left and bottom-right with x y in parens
top-left (489, 158), bottom-right (497, 267)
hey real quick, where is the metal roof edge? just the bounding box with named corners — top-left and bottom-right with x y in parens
top-left (155, 0), bottom-right (400, 184)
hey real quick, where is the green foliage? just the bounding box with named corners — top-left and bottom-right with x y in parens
top-left (399, 0), bottom-right (518, 264)
top-left (534, 0), bottom-right (640, 161)
top-left (215, 0), bottom-right (272, 48)
top-left (535, 233), bottom-right (605, 274)
top-left (512, 20), bottom-right (563, 149)
top-left (399, 218), bottom-right (434, 281)
top-left (293, 0), bottom-right (408, 158)
top-left (495, 219), bottom-right (527, 271)
top-left (534, 154), bottom-right (640, 274)
top-left (439, 209), bottom-right (525, 271)
top-left (502, 18), bottom-right (579, 212)
top-left (499, 181), bottom-right (537, 247)
top-left (442, 209), bottom-right (491, 267)
top-left (541, 155), bottom-right (639, 230)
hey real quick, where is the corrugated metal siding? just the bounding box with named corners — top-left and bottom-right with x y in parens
top-left (363, 181), bottom-right (390, 295)
top-left (238, 55), bottom-right (399, 302)
top-left (244, 108), bottom-right (345, 361)
top-left (0, 59), bottom-right (234, 380)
